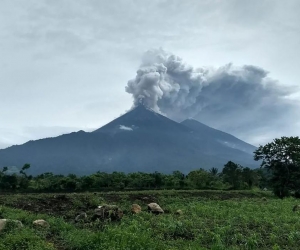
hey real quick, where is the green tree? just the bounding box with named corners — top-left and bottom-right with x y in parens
top-left (254, 136), bottom-right (300, 198)
top-left (241, 167), bottom-right (260, 189)
top-left (81, 176), bottom-right (95, 190)
top-left (172, 171), bottom-right (185, 188)
top-left (19, 164), bottom-right (31, 189)
top-left (222, 161), bottom-right (243, 189)
top-left (209, 167), bottom-right (219, 177)
top-left (187, 169), bottom-right (212, 189)
top-left (152, 171), bottom-right (163, 188)
top-left (19, 163), bottom-right (31, 179)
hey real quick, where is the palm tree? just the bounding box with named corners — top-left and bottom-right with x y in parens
top-left (209, 167), bottom-right (219, 177)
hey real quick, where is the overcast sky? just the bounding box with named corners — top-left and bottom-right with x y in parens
top-left (0, 0), bottom-right (299, 149)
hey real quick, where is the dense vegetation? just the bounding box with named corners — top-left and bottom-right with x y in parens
top-left (0, 161), bottom-right (264, 192)
top-left (254, 136), bottom-right (300, 198)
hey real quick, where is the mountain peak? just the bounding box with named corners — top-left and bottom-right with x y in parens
top-left (132, 102), bottom-right (156, 113)
top-left (93, 103), bottom-right (188, 134)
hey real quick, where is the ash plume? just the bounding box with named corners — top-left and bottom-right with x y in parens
top-left (125, 48), bottom-right (299, 144)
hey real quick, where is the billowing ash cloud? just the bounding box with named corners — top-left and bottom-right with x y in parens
top-left (126, 48), bottom-right (208, 116)
top-left (126, 48), bottom-right (299, 145)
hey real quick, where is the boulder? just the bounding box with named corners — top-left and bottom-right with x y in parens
top-left (75, 212), bottom-right (87, 222)
top-left (148, 203), bottom-right (164, 214)
top-left (0, 219), bottom-right (23, 232)
top-left (131, 204), bottom-right (142, 214)
top-left (33, 219), bottom-right (50, 228)
top-left (175, 209), bottom-right (183, 215)
top-left (92, 205), bottom-right (123, 221)
top-left (0, 219), bottom-right (7, 232)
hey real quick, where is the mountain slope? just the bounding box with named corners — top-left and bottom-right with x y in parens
top-left (0, 105), bottom-right (258, 175)
top-left (181, 119), bottom-right (256, 155)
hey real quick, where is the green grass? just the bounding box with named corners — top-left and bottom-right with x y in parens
top-left (0, 190), bottom-right (300, 249)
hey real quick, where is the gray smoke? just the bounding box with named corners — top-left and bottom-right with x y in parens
top-left (126, 48), bottom-right (208, 117)
top-left (126, 48), bottom-right (299, 144)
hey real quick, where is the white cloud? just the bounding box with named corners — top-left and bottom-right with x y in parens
top-left (119, 125), bottom-right (133, 131)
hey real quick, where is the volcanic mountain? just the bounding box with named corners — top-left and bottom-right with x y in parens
top-left (0, 105), bottom-right (257, 175)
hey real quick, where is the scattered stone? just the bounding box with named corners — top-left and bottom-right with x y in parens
top-left (131, 204), bottom-right (141, 214)
top-left (0, 219), bottom-right (23, 232)
top-left (33, 219), bottom-right (50, 228)
top-left (75, 212), bottom-right (87, 222)
top-left (148, 203), bottom-right (164, 214)
top-left (175, 209), bottom-right (183, 215)
top-left (293, 205), bottom-right (300, 212)
top-left (92, 205), bottom-right (123, 221)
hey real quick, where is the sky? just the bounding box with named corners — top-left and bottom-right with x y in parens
top-left (0, 0), bottom-right (299, 149)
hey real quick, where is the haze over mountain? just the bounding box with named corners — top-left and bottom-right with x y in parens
top-left (0, 104), bottom-right (257, 175)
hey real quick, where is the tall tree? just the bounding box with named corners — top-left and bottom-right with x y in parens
top-left (254, 136), bottom-right (300, 198)
top-left (241, 167), bottom-right (260, 189)
top-left (209, 167), bottom-right (219, 177)
top-left (222, 161), bottom-right (243, 189)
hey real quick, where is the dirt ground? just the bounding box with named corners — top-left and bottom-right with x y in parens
top-left (0, 190), bottom-right (269, 221)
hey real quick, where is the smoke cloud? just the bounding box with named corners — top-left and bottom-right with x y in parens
top-left (126, 48), bottom-right (299, 145)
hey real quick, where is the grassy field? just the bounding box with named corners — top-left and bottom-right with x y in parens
top-left (0, 190), bottom-right (300, 250)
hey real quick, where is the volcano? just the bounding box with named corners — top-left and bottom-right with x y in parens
top-left (0, 104), bottom-right (257, 175)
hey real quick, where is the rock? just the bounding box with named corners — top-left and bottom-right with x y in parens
top-left (148, 203), bottom-right (164, 214)
top-left (293, 205), bottom-right (300, 212)
top-left (92, 205), bottom-right (123, 221)
top-left (0, 219), bottom-right (7, 232)
top-left (131, 204), bottom-right (142, 214)
top-left (75, 212), bottom-right (87, 222)
top-left (175, 209), bottom-right (183, 215)
top-left (33, 219), bottom-right (50, 228)
top-left (0, 219), bottom-right (23, 232)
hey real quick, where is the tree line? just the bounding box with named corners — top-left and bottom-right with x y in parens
top-left (1, 136), bottom-right (299, 198)
top-left (0, 162), bottom-right (264, 192)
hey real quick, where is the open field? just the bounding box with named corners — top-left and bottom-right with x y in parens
top-left (0, 190), bottom-right (300, 250)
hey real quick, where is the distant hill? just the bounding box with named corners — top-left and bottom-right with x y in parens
top-left (0, 104), bottom-right (258, 175)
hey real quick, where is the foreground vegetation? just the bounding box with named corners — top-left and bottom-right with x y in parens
top-left (1, 190), bottom-right (300, 250)
top-left (0, 136), bottom-right (299, 249)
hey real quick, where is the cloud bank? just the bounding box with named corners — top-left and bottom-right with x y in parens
top-left (126, 49), bottom-right (299, 145)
